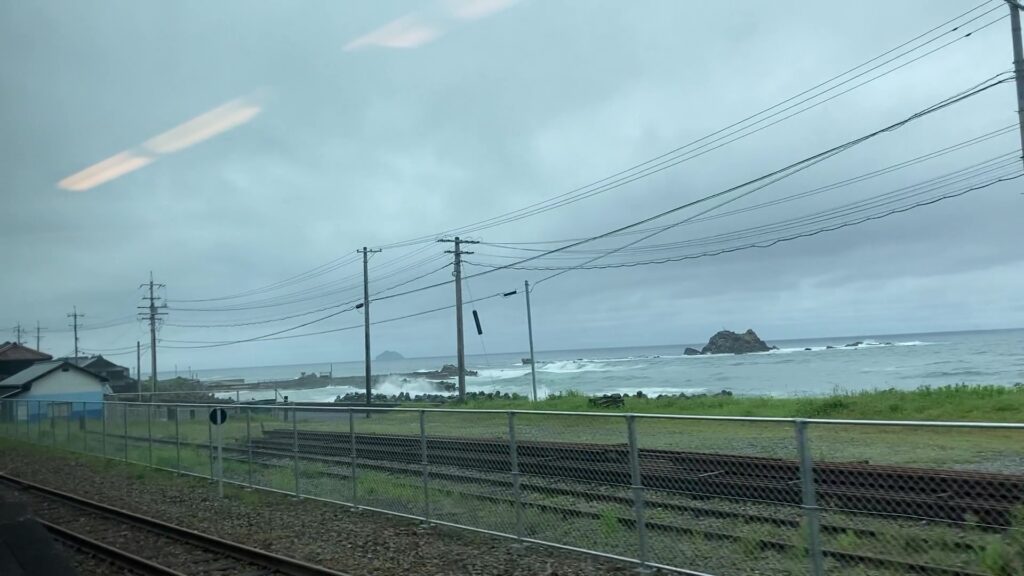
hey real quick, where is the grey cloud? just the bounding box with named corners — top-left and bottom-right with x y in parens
top-left (1, 0), bottom-right (1020, 368)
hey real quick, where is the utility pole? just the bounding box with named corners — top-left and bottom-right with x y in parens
top-left (524, 281), bottom-right (538, 402)
top-left (139, 272), bottom-right (166, 395)
top-left (1009, 0), bottom-right (1024, 170)
top-left (439, 237), bottom-right (479, 401)
top-left (35, 321), bottom-right (45, 351)
top-left (357, 247), bottom-right (381, 410)
top-left (12, 323), bottom-right (23, 345)
top-left (136, 341), bottom-right (142, 401)
top-left (67, 307), bottom-right (84, 357)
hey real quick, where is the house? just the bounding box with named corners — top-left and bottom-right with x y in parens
top-left (0, 341), bottom-right (52, 381)
top-left (67, 355), bottom-right (137, 393)
top-left (0, 360), bottom-right (110, 421)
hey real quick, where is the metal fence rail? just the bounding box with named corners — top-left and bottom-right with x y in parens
top-left (1, 399), bottom-right (1022, 576)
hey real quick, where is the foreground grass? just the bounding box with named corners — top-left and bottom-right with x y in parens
top-left (443, 384), bottom-right (1024, 422)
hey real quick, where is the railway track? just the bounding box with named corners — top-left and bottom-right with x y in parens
top-left (254, 429), bottom-right (1024, 526)
top-left (78, 426), bottom-right (1024, 525)
top-left (0, 473), bottom-right (349, 576)
top-left (18, 431), bottom-right (1007, 576)
top-left (229, 448), bottom-right (989, 576)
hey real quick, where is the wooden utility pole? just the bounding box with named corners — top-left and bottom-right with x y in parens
top-left (12, 323), bottom-right (23, 345)
top-left (357, 246), bottom-right (381, 410)
top-left (139, 272), bottom-right (166, 395)
top-left (66, 307), bottom-right (84, 357)
top-left (439, 237), bottom-right (479, 401)
top-left (35, 321), bottom-right (44, 350)
top-left (1009, 0), bottom-right (1024, 170)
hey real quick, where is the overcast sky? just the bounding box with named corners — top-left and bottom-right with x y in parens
top-left (1, 0), bottom-right (1022, 371)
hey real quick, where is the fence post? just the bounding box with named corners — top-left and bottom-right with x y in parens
top-left (508, 411), bottom-right (525, 544)
top-left (349, 409), bottom-right (358, 508)
top-left (147, 404), bottom-right (153, 466)
top-left (175, 406), bottom-right (181, 473)
top-left (419, 410), bottom-right (431, 526)
top-left (208, 417), bottom-right (214, 479)
top-left (81, 403), bottom-right (87, 453)
top-left (627, 415), bottom-right (650, 572)
top-left (49, 402), bottom-right (56, 446)
top-left (65, 403), bottom-right (71, 446)
top-left (101, 402), bottom-right (107, 457)
top-left (122, 404), bottom-right (129, 461)
top-left (246, 408), bottom-right (253, 488)
top-left (292, 407), bottom-right (300, 498)
top-left (795, 419), bottom-right (825, 576)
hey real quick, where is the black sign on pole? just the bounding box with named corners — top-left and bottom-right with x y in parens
top-left (209, 407), bottom-right (228, 426)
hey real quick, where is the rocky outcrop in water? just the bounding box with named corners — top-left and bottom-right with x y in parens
top-left (701, 329), bottom-right (774, 354)
top-left (375, 350), bottom-right (405, 361)
top-left (400, 364), bottom-right (478, 380)
top-left (683, 347), bottom-right (702, 356)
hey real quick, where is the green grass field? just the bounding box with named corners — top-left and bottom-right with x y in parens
top-left (445, 383), bottom-right (1024, 422)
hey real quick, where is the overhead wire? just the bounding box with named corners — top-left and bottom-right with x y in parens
top-left (169, 252), bottom-right (449, 312)
top-left (163, 261), bottom-right (452, 328)
top-left (162, 0), bottom-right (1003, 312)
top-left (479, 123), bottom-right (1019, 249)
top-left (374, 2), bottom-right (1005, 250)
top-left (424, 73), bottom-right (1012, 284)
top-left (158, 73), bottom-right (1014, 350)
top-left (471, 151), bottom-right (1022, 260)
top-left (161, 292), bottom-right (510, 348)
top-left (467, 172), bottom-right (1022, 270)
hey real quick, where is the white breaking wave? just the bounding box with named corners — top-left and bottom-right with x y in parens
top-left (535, 360), bottom-right (645, 373)
top-left (609, 386), bottom-right (710, 397)
top-left (471, 368), bottom-right (531, 380)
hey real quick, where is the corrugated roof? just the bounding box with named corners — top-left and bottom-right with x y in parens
top-left (1, 360), bottom-right (109, 387)
top-left (0, 342), bottom-right (53, 362)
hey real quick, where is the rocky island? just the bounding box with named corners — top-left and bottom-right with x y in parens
top-left (692, 329), bottom-right (776, 355)
top-left (375, 350), bottom-right (405, 361)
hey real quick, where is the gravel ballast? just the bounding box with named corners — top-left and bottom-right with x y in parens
top-left (0, 440), bottom-right (633, 575)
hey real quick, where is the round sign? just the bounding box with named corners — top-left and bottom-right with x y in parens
top-left (209, 407), bottom-right (228, 425)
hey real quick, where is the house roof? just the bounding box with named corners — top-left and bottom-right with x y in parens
top-left (68, 355), bottom-right (123, 371)
top-left (0, 342), bottom-right (52, 362)
top-left (0, 360), bottom-right (110, 398)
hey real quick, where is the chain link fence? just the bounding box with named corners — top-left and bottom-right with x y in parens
top-left (1, 398), bottom-right (1022, 575)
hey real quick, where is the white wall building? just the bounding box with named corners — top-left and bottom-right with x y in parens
top-left (0, 360), bottom-right (110, 421)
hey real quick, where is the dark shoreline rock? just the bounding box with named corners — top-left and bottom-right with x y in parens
top-left (701, 329), bottom-right (774, 354)
top-left (683, 347), bottom-right (702, 356)
top-left (399, 364), bottom-right (478, 380)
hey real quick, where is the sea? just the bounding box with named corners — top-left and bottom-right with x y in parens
top-left (191, 328), bottom-right (1024, 403)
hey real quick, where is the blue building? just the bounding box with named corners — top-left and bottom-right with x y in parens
top-left (0, 360), bottom-right (110, 421)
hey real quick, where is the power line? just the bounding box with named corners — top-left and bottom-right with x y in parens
top-left (168, 252), bottom-right (449, 312)
top-left (149, 73), bottom-right (1011, 351)
top-left (169, 253), bottom-right (364, 303)
top-left (480, 124), bottom-right (1019, 249)
top-left (161, 1), bottom-right (1002, 304)
top-left (465, 170), bottom-right (1022, 271)
top-left (374, 2), bottom-right (1005, 250)
top-left (335, 73), bottom-right (1012, 307)
top-left (153, 165), bottom-right (1021, 349)
top-left (163, 262), bottom-right (451, 327)
top-left (473, 151), bottom-right (1021, 260)
top-left (160, 292), bottom-right (510, 348)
